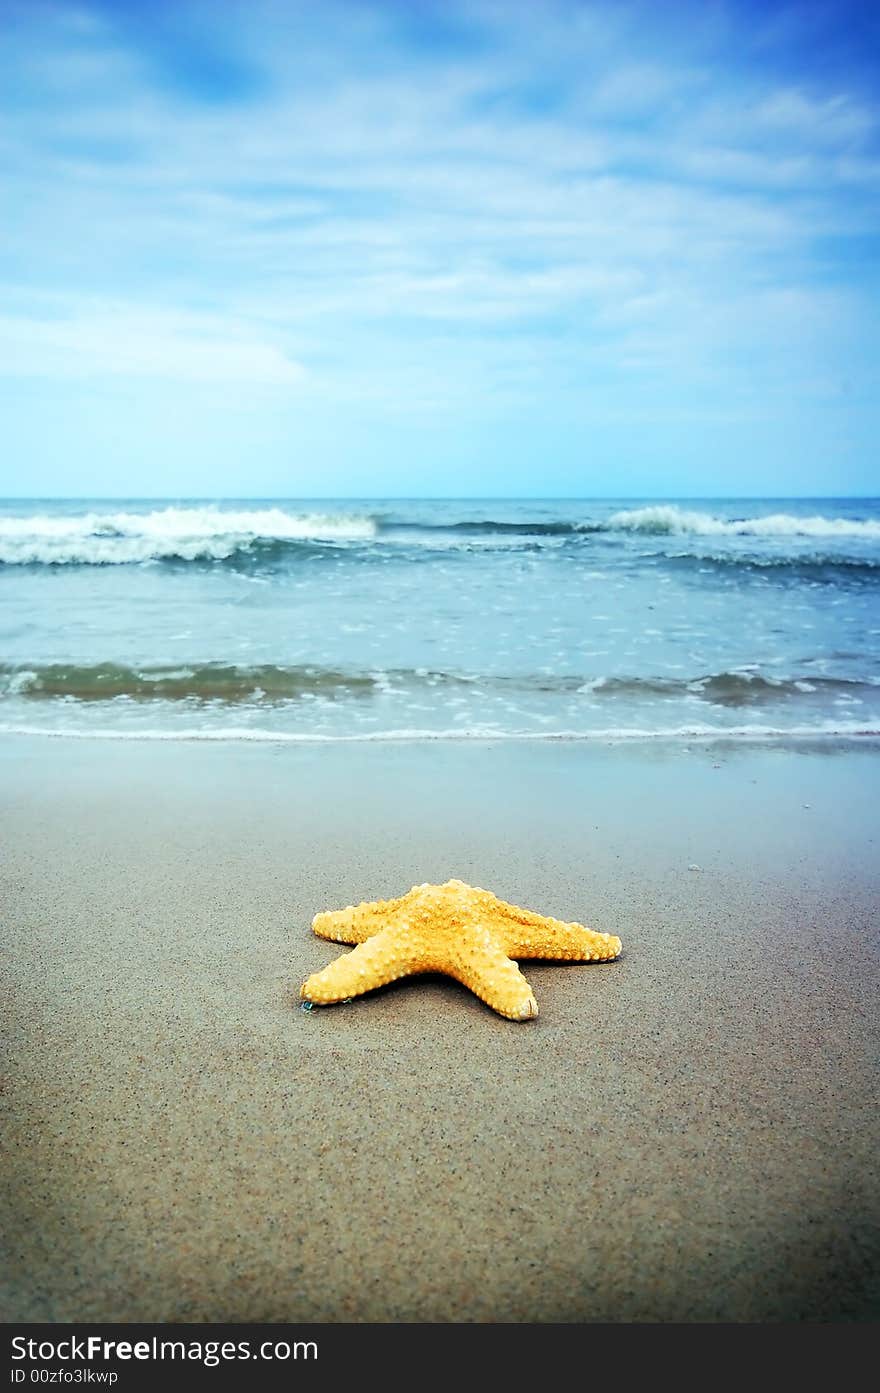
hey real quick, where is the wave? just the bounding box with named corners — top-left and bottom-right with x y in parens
top-left (392, 508), bottom-right (880, 540)
top-left (2, 662), bottom-right (875, 708)
top-left (0, 509), bottom-right (590, 564)
top-left (606, 505), bottom-right (880, 538)
top-left (0, 507), bottom-right (376, 565)
top-left (570, 672), bottom-right (875, 707)
top-left (0, 661), bottom-right (379, 702)
top-left (658, 550), bottom-right (880, 578)
top-left (0, 503), bottom-right (878, 566)
top-left (391, 519), bottom-right (598, 536)
top-left (1, 722), bottom-right (877, 744)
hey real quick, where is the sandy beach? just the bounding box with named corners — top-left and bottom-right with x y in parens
top-left (2, 735), bottom-right (878, 1322)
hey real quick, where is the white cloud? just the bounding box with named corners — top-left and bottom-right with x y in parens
top-left (590, 61), bottom-right (704, 116)
top-left (0, 0), bottom-right (876, 417)
top-left (0, 305), bottom-right (305, 384)
top-left (752, 89), bottom-right (875, 145)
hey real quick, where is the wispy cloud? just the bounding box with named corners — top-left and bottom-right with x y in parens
top-left (0, 301), bottom-right (305, 383)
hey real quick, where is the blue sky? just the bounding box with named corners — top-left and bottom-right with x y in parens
top-left (1, 0), bottom-right (878, 497)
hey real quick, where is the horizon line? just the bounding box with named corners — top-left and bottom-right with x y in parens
top-left (1, 494), bottom-right (879, 504)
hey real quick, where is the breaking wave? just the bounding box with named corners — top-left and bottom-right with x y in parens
top-left (1, 503), bottom-right (878, 565)
top-left (395, 508), bottom-right (880, 540)
top-left (606, 506), bottom-right (880, 538)
top-left (2, 662), bottom-right (876, 709)
top-left (0, 507), bottom-right (377, 565)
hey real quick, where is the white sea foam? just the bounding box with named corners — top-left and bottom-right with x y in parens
top-left (607, 506), bottom-right (880, 538)
top-left (0, 507), bottom-right (376, 564)
top-left (0, 722), bottom-right (876, 744)
top-left (5, 669), bottom-right (38, 694)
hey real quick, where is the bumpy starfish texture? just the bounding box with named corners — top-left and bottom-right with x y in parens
top-left (300, 879), bottom-right (622, 1021)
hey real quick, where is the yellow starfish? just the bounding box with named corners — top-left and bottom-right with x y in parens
top-left (300, 879), bottom-right (622, 1021)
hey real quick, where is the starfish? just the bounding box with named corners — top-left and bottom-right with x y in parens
top-left (300, 879), bottom-right (622, 1021)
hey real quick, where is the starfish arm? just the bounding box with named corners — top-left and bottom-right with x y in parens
top-left (490, 902), bottom-right (622, 962)
top-left (301, 925), bottom-right (425, 1004)
top-left (311, 892), bottom-right (412, 945)
top-left (442, 936), bottom-right (539, 1021)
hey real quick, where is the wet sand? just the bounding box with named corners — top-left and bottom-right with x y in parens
top-left (2, 736), bottom-right (878, 1322)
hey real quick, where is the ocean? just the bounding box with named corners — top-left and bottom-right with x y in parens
top-left (1, 497), bottom-right (879, 745)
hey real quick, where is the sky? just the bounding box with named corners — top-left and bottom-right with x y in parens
top-left (1, 0), bottom-right (878, 498)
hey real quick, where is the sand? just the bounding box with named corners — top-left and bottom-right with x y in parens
top-left (2, 735), bottom-right (878, 1322)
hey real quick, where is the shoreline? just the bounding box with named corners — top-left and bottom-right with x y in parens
top-left (2, 736), bottom-right (878, 1322)
top-left (1, 724), bottom-right (879, 744)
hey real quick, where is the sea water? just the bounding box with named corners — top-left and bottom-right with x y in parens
top-left (1, 497), bottom-right (878, 744)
